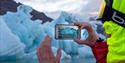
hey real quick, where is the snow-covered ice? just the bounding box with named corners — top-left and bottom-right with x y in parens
top-left (0, 0), bottom-right (106, 63)
top-left (0, 5), bottom-right (71, 63)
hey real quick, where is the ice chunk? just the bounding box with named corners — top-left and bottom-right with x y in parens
top-left (1, 5), bottom-right (71, 62)
top-left (3, 5), bottom-right (44, 53)
top-left (78, 45), bottom-right (96, 63)
top-left (0, 16), bottom-right (25, 60)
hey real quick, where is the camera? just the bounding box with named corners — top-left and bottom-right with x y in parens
top-left (55, 24), bottom-right (81, 40)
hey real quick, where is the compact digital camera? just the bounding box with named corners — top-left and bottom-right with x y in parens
top-left (55, 24), bottom-right (81, 40)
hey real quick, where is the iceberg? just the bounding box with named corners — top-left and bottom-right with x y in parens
top-left (0, 16), bottom-right (39, 63)
top-left (0, 0), bottom-right (107, 63)
top-left (0, 4), bottom-right (71, 63)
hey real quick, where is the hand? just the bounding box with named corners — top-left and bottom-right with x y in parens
top-left (74, 22), bottom-right (98, 47)
top-left (37, 35), bottom-right (61, 63)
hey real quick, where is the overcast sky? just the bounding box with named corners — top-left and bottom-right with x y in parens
top-left (14, 0), bottom-right (102, 14)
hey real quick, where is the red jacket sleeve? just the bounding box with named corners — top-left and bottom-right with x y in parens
top-left (92, 42), bottom-right (108, 63)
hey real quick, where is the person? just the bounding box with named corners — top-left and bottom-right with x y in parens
top-left (37, 0), bottom-right (125, 63)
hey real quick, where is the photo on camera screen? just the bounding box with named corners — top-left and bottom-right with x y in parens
top-left (55, 24), bottom-right (81, 40)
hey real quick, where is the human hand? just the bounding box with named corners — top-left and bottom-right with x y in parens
top-left (37, 35), bottom-right (61, 63)
top-left (74, 22), bottom-right (98, 47)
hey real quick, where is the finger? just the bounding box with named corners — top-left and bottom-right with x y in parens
top-left (39, 35), bottom-right (54, 58)
top-left (38, 35), bottom-right (51, 58)
top-left (74, 38), bottom-right (87, 45)
top-left (74, 22), bottom-right (82, 29)
top-left (37, 48), bottom-right (42, 62)
top-left (74, 22), bottom-right (83, 26)
top-left (44, 35), bottom-right (51, 44)
top-left (55, 48), bottom-right (62, 63)
top-left (43, 35), bottom-right (55, 59)
top-left (74, 22), bottom-right (87, 29)
top-left (40, 35), bottom-right (51, 48)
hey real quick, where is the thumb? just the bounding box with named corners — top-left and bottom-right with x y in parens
top-left (55, 48), bottom-right (62, 63)
top-left (74, 38), bottom-right (87, 44)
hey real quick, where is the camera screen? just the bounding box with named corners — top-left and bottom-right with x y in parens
top-left (55, 24), bottom-right (81, 40)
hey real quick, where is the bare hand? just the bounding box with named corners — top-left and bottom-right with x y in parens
top-left (37, 35), bottom-right (61, 63)
top-left (74, 22), bottom-right (98, 47)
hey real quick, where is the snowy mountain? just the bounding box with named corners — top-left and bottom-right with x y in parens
top-left (0, 0), bottom-right (53, 23)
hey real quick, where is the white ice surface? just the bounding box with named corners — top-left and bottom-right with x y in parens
top-left (1, 0), bottom-right (106, 63)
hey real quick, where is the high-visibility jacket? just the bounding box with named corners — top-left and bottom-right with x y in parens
top-left (99, 0), bottom-right (125, 63)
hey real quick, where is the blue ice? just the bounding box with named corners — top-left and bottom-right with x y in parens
top-left (0, 4), bottom-right (106, 63)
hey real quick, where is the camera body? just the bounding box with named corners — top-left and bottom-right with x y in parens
top-left (55, 24), bottom-right (81, 40)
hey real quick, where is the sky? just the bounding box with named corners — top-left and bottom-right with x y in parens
top-left (15, 0), bottom-right (102, 13)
